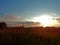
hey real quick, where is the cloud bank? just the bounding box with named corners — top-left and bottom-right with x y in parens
top-left (0, 14), bottom-right (60, 27)
top-left (0, 15), bottom-right (41, 27)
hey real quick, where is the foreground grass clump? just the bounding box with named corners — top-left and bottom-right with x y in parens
top-left (0, 32), bottom-right (60, 45)
top-left (0, 27), bottom-right (60, 45)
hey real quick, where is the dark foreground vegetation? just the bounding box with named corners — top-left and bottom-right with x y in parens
top-left (0, 22), bottom-right (60, 45)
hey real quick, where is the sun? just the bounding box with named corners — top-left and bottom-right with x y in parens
top-left (33, 14), bottom-right (55, 27)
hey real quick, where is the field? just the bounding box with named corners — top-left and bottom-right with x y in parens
top-left (0, 27), bottom-right (60, 45)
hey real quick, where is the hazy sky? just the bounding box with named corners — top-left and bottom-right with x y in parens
top-left (0, 0), bottom-right (60, 16)
top-left (0, 0), bottom-right (60, 27)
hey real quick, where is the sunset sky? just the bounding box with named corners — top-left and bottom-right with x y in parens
top-left (0, 0), bottom-right (60, 27)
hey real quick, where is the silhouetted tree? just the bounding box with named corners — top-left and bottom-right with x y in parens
top-left (0, 22), bottom-right (7, 29)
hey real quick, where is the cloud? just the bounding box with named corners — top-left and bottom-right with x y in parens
top-left (6, 21), bottom-right (40, 27)
top-left (0, 14), bottom-right (33, 27)
top-left (0, 15), bottom-right (40, 27)
top-left (55, 18), bottom-right (60, 23)
top-left (0, 15), bottom-right (27, 22)
top-left (46, 17), bottom-right (60, 27)
top-left (52, 17), bottom-right (60, 23)
top-left (0, 14), bottom-right (60, 27)
top-left (24, 22), bottom-right (41, 27)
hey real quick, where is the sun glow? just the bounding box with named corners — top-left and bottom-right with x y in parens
top-left (32, 14), bottom-right (58, 27)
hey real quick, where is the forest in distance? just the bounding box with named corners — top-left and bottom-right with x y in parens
top-left (0, 22), bottom-right (60, 45)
